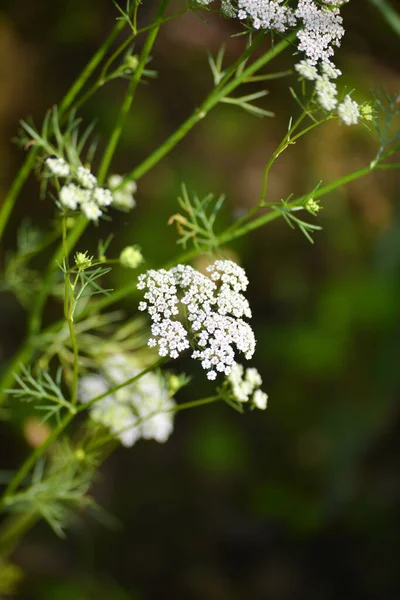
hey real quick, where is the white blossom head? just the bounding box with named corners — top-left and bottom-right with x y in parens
top-left (338, 94), bottom-right (360, 125)
top-left (46, 156), bottom-right (70, 177)
top-left (108, 174), bottom-right (137, 211)
top-left (78, 354), bottom-right (176, 447)
top-left (226, 363), bottom-right (268, 410)
top-left (138, 260), bottom-right (256, 380)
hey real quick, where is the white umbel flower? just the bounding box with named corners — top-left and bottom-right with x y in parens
top-left (81, 200), bottom-right (102, 221)
top-left (253, 389), bottom-right (268, 410)
top-left (237, 0), bottom-right (295, 33)
top-left (78, 354), bottom-right (176, 447)
top-left (46, 157), bottom-right (70, 177)
top-left (93, 187), bottom-right (114, 207)
top-left (108, 174), bottom-right (136, 211)
top-left (338, 94), bottom-right (360, 125)
top-left (77, 165), bottom-right (97, 189)
top-left (59, 183), bottom-right (81, 210)
top-left (227, 363), bottom-right (267, 410)
top-left (315, 76), bottom-right (338, 111)
top-left (295, 59), bottom-right (319, 81)
top-left (138, 260), bottom-right (256, 380)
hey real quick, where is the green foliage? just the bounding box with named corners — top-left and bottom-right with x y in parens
top-left (271, 187), bottom-right (323, 244)
top-left (16, 107), bottom-right (98, 194)
top-left (6, 365), bottom-right (74, 421)
top-left (371, 89), bottom-right (400, 167)
top-left (169, 183), bottom-right (225, 251)
top-left (6, 441), bottom-right (97, 538)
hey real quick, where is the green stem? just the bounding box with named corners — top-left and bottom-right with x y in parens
top-left (0, 19), bottom-right (126, 246)
top-left (0, 151), bottom-right (38, 242)
top-left (86, 394), bottom-right (220, 451)
top-left (0, 3), bottom-right (170, 405)
top-left (172, 395), bottom-right (220, 412)
top-left (97, 0), bottom-right (169, 185)
top-left (86, 158), bottom-right (400, 313)
top-left (122, 33), bottom-right (294, 184)
top-left (0, 360), bottom-right (163, 513)
top-left (369, 0), bottom-right (400, 37)
top-left (0, 412), bottom-right (75, 512)
top-left (0, 217), bottom-right (87, 403)
top-left (59, 19), bottom-right (126, 114)
top-left (0, 510), bottom-right (39, 560)
top-left (78, 357), bottom-right (165, 412)
top-left (218, 161), bottom-right (400, 244)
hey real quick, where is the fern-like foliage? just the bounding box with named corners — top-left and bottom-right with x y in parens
top-left (5, 442), bottom-right (98, 537)
top-left (6, 365), bottom-right (75, 421)
top-left (371, 89), bottom-right (400, 167)
top-left (169, 184), bottom-right (225, 252)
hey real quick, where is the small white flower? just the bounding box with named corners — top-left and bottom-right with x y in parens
top-left (94, 187), bottom-right (114, 207)
top-left (77, 165), bottom-right (97, 189)
top-left (46, 157), bottom-right (70, 177)
top-left (315, 76), bottom-right (338, 111)
top-left (108, 174), bottom-right (136, 211)
top-left (227, 362), bottom-right (267, 410)
top-left (321, 60), bottom-right (342, 80)
top-left (59, 183), bottom-right (80, 210)
top-left (81, 200), bottom-right (102, 221)
top-left (79, 374), bottom-right (110, 404)
top-left (79, 354), bottom-right (176, 447)
top-left (252, 389), bottom-right (268, 410)
top-left (338, 94), bottom-right (360, 126)
top-left (295, 59), bottom-right (319, 81)
top-left (120, 246), bottom-right (143, 269)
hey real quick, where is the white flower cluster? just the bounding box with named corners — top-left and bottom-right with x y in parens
top-left (237, 0), bottom-right (296, 33)
top-left (227, 363), bottom-right (268, 409)
top-left (79, 354), bottom-right (175, 447)
top-left (45, 156), bottom-right (136, 221)
top-left (211, 0), bottom-right (358, 125)
top-left (138, 260), bottom-right (256, 381)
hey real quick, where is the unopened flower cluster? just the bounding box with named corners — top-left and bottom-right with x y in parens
top-left (78, 354), bottom-right (175, 447)
top-left (198, 0), bottom-right (359, 125)
top-left (138, 259), bottom-right (256, 381)
top-left (227, 363), bottom-right (268, 410)
top-left (45, 157), bottom-right (136, 221)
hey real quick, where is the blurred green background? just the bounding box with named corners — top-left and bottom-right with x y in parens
top-left (1, 1), bottom-right (400, 598)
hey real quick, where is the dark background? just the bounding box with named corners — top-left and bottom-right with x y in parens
top-left (1, 1), bottom-right (400, 598)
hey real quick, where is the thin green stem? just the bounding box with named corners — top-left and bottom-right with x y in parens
top-left (0, 18), bottom-right (126, 246)
top-left (0, 510), bottom-right (39, 560)
top-left (0, 360), bottom-right (163, 513)
top-left (122, 33), bottom-right (294, 184)
top-left (97, 0), bottom-right (169, 185)
top-left (218, 161), bottom-right (400, 244)
top-left (0, 2), bottom-right (171, 404)
top-left (0, 151), bottom-right (38, 242)
top-left (0, 412), bottom-right (75, 511)
top-left (86, 394), bottom-right (220, 451)
top-left (85, 158), bottom-right (400, 313)
top-left (0, 217), bottom-right (87, 404)
top-left (59, 19), bottom-right (127, 114)
top-left (77, 357), bottom-right (165, 412)
top-left (369, 0), bottom-right (400, 37)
